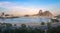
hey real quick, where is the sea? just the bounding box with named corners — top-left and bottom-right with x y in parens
top-left (0, 16), bottom-right (51, 23)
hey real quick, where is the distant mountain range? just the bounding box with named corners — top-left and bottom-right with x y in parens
top-left (32, 10), bottom-right (53, 17)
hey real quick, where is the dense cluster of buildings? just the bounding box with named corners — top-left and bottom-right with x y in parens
top-left (0, 12), bottom-right (19, 18)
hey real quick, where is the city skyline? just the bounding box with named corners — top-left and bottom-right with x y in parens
top-left (0, 0), bottom-right (60, 16)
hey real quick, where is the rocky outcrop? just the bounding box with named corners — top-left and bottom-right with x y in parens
top-left (38, 10), bottom-right (43, 16)
top-left (33, 10), bottom-right (53, 17)
top-left (43, 11), bottom-right (53, 17)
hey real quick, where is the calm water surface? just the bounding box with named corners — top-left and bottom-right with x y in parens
top-left (0, 17), bottom-right (51, 23)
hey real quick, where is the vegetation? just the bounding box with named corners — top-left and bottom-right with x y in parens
top-left (0, 22), bottom-right (60, 33)
top-left (41, 22), bottom-right (45, 25)
top-left (47, 22), bottom-right (51, 29)
top-left (0, 23), bottom-right (44, 33)
top-left (51, 19), bottom-right (59, 23)
top-left (47, 26), bottom-right (60, 33)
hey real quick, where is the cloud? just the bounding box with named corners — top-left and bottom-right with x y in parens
top-left (0, 2), bottom-right (39, 16)
top-left (0, 1), bottom-right (60, 16)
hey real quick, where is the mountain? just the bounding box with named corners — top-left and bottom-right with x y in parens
top-left (43, 11), bottom-right (53, 17)
top-left (33, 10), bottom-right (53, 17)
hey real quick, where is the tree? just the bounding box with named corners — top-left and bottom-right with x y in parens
top-left (34, 28), bottom-right (44, 33)
top-left (21, 24), bottom-right (26, 28)
top-left (6, 23), bottom-right (12, 28)
top-left (47, 26), bottom-right (60, 33)
top-left (47, 22), bottom-right (51, 29)
top-left (41, 22), bottom-right (45, 25)
top-left (51, 19), bottom-right (59, 23)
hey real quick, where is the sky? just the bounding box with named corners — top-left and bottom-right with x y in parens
top-left (0, 0), bottom-right (60, 16)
